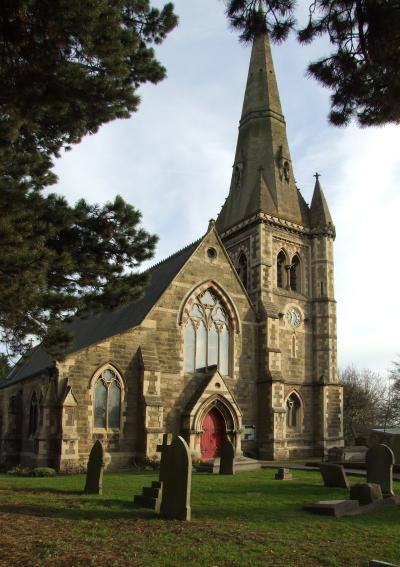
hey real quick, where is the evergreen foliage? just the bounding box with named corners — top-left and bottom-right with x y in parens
top-left (0, 355), bottom-right (11, 380)
top-left (0, 1), bottom-right (177, 359)
top-left (224, 0), bottom-right (400, 126)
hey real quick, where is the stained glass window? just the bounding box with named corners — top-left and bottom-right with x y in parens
top-left (93, 368), bottom-right (122, 429)
top-left (184, 289), bottom-right (231, 375)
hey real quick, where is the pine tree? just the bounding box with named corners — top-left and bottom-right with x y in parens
top-left (0, 1), bottom-right (177, 358)
top-left (224, 0), bottom-right (400, 126)
top-left (0, 355), bottom-right (11, 380)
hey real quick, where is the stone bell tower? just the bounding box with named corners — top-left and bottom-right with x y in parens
top-left (216, 29), bottom-right (343, 459)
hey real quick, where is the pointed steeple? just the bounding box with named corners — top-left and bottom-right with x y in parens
top-left (310, 174), bottom-right (335, 237)
top-left (216, 31), bottom-right (310, 232)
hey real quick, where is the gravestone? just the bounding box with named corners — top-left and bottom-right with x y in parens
top-left (319, 463), bottom-right (349, 489)
top-left (366, 444), bottom-right (395, 497)
top-left (350, 483), bottom-right (382, 506)
top-left (84, 440), bottom-right (105, 494)
top-left (275, 467), bottom-right (293, 480)
top-left (219, 438), bottom-right (235, 475)
top-left (157, 433), bottom-right (192, 521)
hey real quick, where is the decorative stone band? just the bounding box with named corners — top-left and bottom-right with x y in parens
top-left (220, 211), bottom-right (312, 239)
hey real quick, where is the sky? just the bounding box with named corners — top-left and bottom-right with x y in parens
top-left (53, 0), bottom-right (400, 377)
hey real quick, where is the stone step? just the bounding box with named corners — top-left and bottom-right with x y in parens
top-left (133, 494), bottom-right (158, 509)
top-left (142, 486), bottom-right (161, 498)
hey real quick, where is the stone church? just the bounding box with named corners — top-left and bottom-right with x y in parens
top-left (0, 30), bottom-right (343, 471)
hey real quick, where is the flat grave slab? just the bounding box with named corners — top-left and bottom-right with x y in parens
top-left (304, 499), bottom-right (360, 517)
top-left (304, 495), bottom-right (400, 518)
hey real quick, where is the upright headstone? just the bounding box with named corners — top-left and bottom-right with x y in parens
top-left (366, 444), bottom-right (395, 497)
top-left (319, 463), bottom-right (349, 489)
top-left (219, 438), bottom-right (235, 475)
top-left (84, 440), bottom-right (105, 494)
top-left (275, 467), bottom-right (293, 480)
top-left (157, 434), bottom-right (192, 521)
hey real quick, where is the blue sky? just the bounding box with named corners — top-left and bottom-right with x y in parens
top-left (53, 0), bottom-right (400, 376)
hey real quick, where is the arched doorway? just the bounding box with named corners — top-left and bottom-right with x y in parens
top-left (200, 407), bottom-right (226, 460)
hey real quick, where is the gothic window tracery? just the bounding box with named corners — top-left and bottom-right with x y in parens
top-left (290, 254), bottom-right (301, 292)
top-left (286, 392), bottom-right (302, 431)
top-left (277, 251), bottom-right (286, 288)
top-left (93, 367), bottom-right (122, 430)
top-left (238, 253), bottom-right (248, 289)
top-left (184, 289), bottom-right (231, 375)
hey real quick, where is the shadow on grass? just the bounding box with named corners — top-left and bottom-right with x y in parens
top-left (10, 486), bottom-right (83, 496)
top-left (0, 499), bottom-right (159, 521)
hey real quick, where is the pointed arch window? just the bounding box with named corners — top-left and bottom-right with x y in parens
top-left (277, 251), bottom-right (286, 289)
top-left (286, 392), bottom-right (302, 431)
top-left (28, 392), bottom-right (39, 437)
top-left (93, 367), bottom-right (122, 430)
top-left (184, 289), bottom-right (231, 375)
top-left (238, 253), bottom-right (248, 289)
top-left (290, 254), bottom-right (301, 292)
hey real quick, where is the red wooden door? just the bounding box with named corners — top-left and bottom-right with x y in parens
top-left (201, 408), bottom-right (225, 460)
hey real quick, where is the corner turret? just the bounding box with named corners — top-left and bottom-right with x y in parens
top-left (310, 174), bottom-right (335, 237)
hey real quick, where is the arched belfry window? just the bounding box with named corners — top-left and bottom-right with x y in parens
top-left (290, 254), bottom-right (301, 292)
top-left (93, 367), bottom-right (122, 430)
top-left (184, 288), bottom-right (231, 375)
top-left (28, 392), bottom-right (39, 437)
top-left (277, 251), bottom-right (286, 289)
top-left (238, 253), bottom-right (248, 289)
top-left (286, 392), bottom-right (302, 431)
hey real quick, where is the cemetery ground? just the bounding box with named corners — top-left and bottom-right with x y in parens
top-left (0, 469), bottom-right (399, 567)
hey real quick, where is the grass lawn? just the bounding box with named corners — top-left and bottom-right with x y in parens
top-left (0, 468), bottom-right (399, 567)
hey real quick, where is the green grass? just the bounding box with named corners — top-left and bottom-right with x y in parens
top-left (0, 469), bottom-right (399, 567)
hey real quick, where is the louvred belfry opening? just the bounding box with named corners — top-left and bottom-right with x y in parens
top-left (200, 407), bottom-right (225, 460)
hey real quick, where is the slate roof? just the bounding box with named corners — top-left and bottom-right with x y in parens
top-left (2, 240), bottom-right (199, 388)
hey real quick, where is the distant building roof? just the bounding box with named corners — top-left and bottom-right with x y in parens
top-left (1, 241), bottom-right (198, 388)
top-left (371, 428), bottom-right (400, 436)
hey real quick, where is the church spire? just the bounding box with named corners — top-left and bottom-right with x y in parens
top-left (216, 30), bottom-right (310, 232)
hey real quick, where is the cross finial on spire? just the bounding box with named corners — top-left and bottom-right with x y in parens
top-left (314, 172), bottom-right (321, 181)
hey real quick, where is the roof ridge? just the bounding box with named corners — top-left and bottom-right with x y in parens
top-left (144, 238), bottom-right (201, 273)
